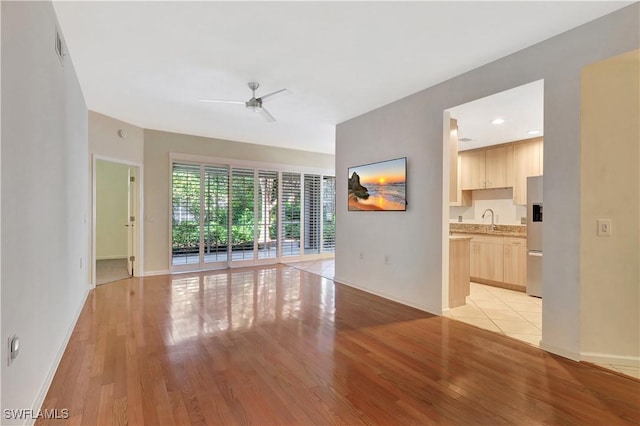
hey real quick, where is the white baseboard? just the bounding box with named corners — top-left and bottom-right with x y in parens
top-left (539, 340), bottom-right (581, 361)
top-left (144, 269), bottom-right (171, 277)
top-left (581, 351), bottom-right (640, 367)
top-left (29, 287), bottom-right (90, 426)
top-left (333, 276), bottom-right (443, 316)
top-left (96, 255), bottom-right (127, 261)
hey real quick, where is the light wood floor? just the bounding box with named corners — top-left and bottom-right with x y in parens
top-left (38, 265), bottom-right (639, 425)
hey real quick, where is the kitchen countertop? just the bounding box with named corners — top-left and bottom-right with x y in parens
top-left (449, 223), bottom-right (526, 238)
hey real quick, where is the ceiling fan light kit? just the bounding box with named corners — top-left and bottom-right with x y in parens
top-left (201, 81), bottom-right (288, 123)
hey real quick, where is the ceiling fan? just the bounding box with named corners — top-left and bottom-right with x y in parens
top-left (200, 82), bottom-right (289, 123)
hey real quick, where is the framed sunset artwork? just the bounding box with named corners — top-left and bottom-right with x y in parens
top-left (348, 157), bottom-right (407, 211)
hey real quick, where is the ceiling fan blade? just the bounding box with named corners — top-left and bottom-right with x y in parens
top-left (259, 107), bottom-right (276, 123)
top-left (259, 88), bottom-right (290, 102)
top-left (199, 99), bottom-right (245, 105)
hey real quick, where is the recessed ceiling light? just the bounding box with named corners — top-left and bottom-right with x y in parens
top-left (527, 130), bottom-right (541, 135)
top-left (491, 118), bottom-right (505, 125)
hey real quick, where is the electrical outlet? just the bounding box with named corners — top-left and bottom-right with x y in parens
top-left (597, 219), bottom-right (612, 237)
top-left (384, 255), bottom-right (390, 265)
top-left (359, 251), bottom-right (364, 260)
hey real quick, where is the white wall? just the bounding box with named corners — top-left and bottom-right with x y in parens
top-left (450, 188), bottom-right (527, 225)
top-left (96, 160), bottom-right (129, 259)
top-left (335, 4), bottom-right (639, 360)
top-left (88, 112), bottom-right (144, 281)
top-left (0, 0), bottom-right (4, 409)
top-left (89, 110), bottom-right (143, 164)
top-left (143, 129), bottom-right (335, 274)
top-left (1, 1), bottom-right (89, 421)
top-left (580, 50), bottom-right (639, 365)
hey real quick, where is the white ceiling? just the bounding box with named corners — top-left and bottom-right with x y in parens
top-left (448, 79), bottom-right (544, 151)
top-left (52, 1), bottom-right (631, 154)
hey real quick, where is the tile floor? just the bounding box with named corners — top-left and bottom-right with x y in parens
top-left (446, 282), bottom-right (639, 380)
top-left (445, 282), bottom-right (543, 346)
top-left (284, 261), bottom-right (639, 381)
top-left (283, 258), bottom-right (335, 280)
top-left (96, 259), bottom-right (131, 285)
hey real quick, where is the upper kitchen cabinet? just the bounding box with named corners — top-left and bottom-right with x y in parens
top-left (460, 150), bottom-right (486, 190)
top-left (513, 138), bottom-right (544, 205)
top-left (449, 119), bottom-right (472, 206)
top-left (460, 145), bottom-right (513, 190)
top-left (485, 145), bottom-right (514, 189)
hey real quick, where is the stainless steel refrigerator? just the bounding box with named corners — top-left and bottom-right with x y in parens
top-left (526, 176), bottom-right (543, 298)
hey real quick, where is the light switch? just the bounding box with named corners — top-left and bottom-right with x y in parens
top-left (597, 219), bottom-right (612, 237)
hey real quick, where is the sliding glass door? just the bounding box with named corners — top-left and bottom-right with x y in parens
top-left (203, 165), bottom-right (229, 265)
top-left (304, 174), bottom-right (322, 255)
top-left (322, 176), bottom-right (336, 253)
top-left (172, 164), bottom-right (201, 268)
top-left (172, 161), bottom-right (335, 272)
top-left (257, 170), bottom-right (278, 259)
top-left (230, 168), bottom-right (255, 263)
top-left (281, 172), bottom-right (301, 257)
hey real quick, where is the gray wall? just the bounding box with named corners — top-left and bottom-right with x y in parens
top-left (1, 1), bottom-right (89, 418)
top-left (143, 129), bottom-right (335, 274)
top-left (335, 4), bottom-right (639, 361)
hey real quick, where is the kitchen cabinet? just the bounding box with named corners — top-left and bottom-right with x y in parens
top-left (449, 119), bottom-right (458, 202)
top-left (449, 119), bottom-right (472, 206)
top-left (452, 232), bottom-right (526, 291)
top-left (469, 235), bottom-right (504, 282)
top-left (460, 145), bottom-right (513, 190)
top-left (449, 236), bottom-right (471, 308)
top-left (513, 138), bottom-right (543, 205)
top-left (485, 145), bottom-right (514, 189)
top-left (460, 150), bottom-right (486, 190)
top-left (503, 238), bottom-right (527, 289)
top-left (451, 155), bottom-right (472, 206)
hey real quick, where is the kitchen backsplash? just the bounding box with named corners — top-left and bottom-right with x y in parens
top-left (450, 188), bottom-right (527, 225)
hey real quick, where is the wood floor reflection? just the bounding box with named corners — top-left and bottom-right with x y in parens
top-left (38, 265), bottom-right (639, 425)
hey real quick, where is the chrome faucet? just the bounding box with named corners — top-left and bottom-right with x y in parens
top-left (482, 208), bottom-right (496, 230)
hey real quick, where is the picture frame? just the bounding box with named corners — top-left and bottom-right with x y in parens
top-left (348, 157), bottom-right (407, 211)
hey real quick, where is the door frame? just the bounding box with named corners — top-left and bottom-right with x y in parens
top-left (91, 155), bottom-right (144, 287)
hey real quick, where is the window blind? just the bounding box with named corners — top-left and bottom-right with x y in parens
top-left (172, 163), bottom-right (201, 266)
top-left (231, 168), bottom-right (255, 260)
top-left (257, 170), bottom-right (278, 259)
top-left (204, 165), bottom-right (229, 262)
top-left (281, 172), bottom-right (301, 256)
top-left (322, 176), bottom-right (336, 253)
top-left (304, 174), bottom-right (322, 254)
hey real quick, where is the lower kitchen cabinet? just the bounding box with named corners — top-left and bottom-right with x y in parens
top-left (503, 238), bottom-right (527, 289)
top-left (455, 233), bottom-right (526, 291)
top-left (469, 235), bottom-right (504, 282)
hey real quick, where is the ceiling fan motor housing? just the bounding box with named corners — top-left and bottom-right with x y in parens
top-left (246, 82), bottom-right (263, 111)
top-left (246, 97), bottom-right (262, 111)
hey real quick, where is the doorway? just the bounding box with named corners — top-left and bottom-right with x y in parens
top-left (442, 80), bottom-right (544, 347)
top-left (93, 158), bottom-right (141, 285)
